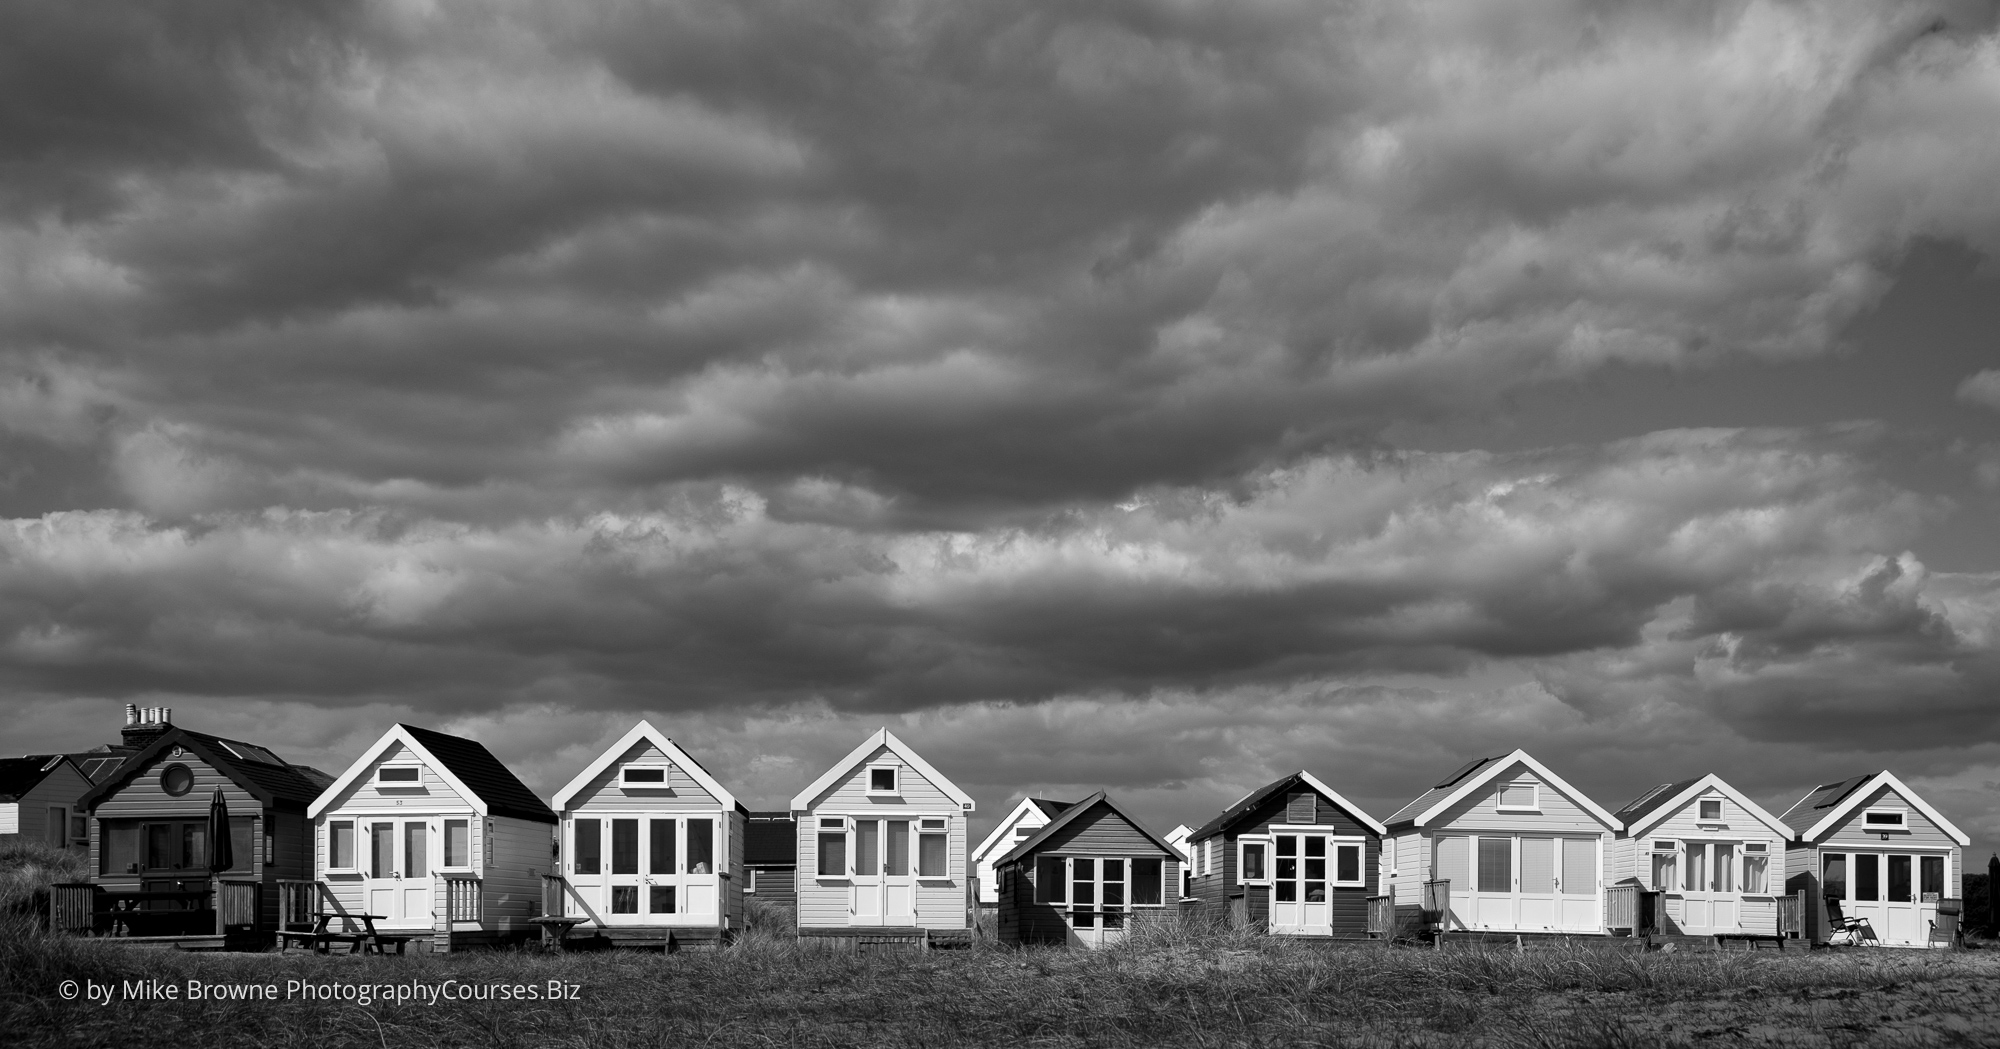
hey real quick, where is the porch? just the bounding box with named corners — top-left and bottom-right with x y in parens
top-left (50, 879), bottom-right (266, 951)
top-left (535, 875), bottom-right (730, 950)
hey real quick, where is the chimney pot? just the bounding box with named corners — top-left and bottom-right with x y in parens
top-left (125, 703), bottom-right (139, 726)
top-left (162, 707), bottom-right (171, 724)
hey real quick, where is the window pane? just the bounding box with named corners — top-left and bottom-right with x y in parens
top-left (47, 809), bottom-right (65, 848)
top-left (649, 820), bottom-right (674, 875)
top-left (854, 820), bottom-right (879, 876)
top-left (1651, 851), bottom-right (1676, 892)
top-left (1276, 878), bottom-right (1296, 902)
top-left (650, 885), bottom-right (676, 914)
top-left (1073, 859), bottom-right (1095, 906)
top-left (103, 821), bottom-right (137, 875)
top-left (405, 822), bottom-right (428, 878)
top-left (1711, 844), bottom-right (1734, 893)
top-left (918, 832), bottom-right (946, 877)
top-left (371, 823), bottom-right (394, 877)
top-left (817, 832), bottom-right (846, 876)
top-left (1562, 839), bottom-right (1594, 893)
top-left (1854, 854), bottom-right (1879, 902)
top-left (1684, 843), bottom-right (1707, 891)
top-left (885, 821), bottom-right (909, 876)
top-left (1920, 856), bottom-right (1944, 898)
top-left (1743, 854), bottom-right (1767, 894)
top-left (611, 885), bottom-right (637, 914)
top-left (1477, 837), bottom-right (1511, 893)
top-left (1336, 844), bottom-right (1360, 883)
top-left (1822, 854), bottom-right (1846, 899)
top-left (870, 768), bottom-right (896, 792)
top-left (330, 822), bottom-right (353, 869)
top-left (1036, 856), bottom-right (1066, 903)
top-left (1699, 800), bottom-right (1721, 820)
top-left (183, 825), bottom-right (204, 871)
top-left (1132, 858), bottom-right (1163, 905)
top-left (1499, 783), bottom-right (1533, 808)
top-left (1243, 843), bottom-right (1265, 881)
top-left (575, 820), bottom-right (601, 876)
top-left (687, 819), bottom-right (714, 874)
top-left (444, 820), bottom-right (469, 867)
top-left (612, 819), bottom-right (639, 875)
top-left (229, 817), bottom-right (254, 873)
top-left (1275, 835), bottom-right (1296, 857)
top-left (623, 767), bottom-right (666, 783)
top-left (1887, 855), bottom-right (1912, 903)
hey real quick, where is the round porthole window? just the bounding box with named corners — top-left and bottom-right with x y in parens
top-left (160, 763), bottom-right (194, 797)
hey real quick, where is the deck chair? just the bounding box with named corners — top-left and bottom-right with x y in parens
top-left (1929, 899), bottom-right (1962, 948)
top-left (1823, 897), bottom-right (1876, 946)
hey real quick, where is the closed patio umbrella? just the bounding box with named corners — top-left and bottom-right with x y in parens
top-left (206, 786), bottom-right (234, 873)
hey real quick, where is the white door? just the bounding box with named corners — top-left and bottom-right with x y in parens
top-left (1849, 851), bottom-right (1942, 946)
top-left (852, 819), bottom-right (883, 923)
top-left (1517, 837), bottom-right (1556, 929)
top-left (681, 817), bottom-right (719, 921)
top-left (848, 818), bottom-right (915, 925)
top-left (1271, 832), bottom-right (1333, 934)
top-left (1065, 858), bottom-right (1130, 947)
top-left (1473, 836), bottom-right (1515, 930)
top-left (364, 819), bottom-right (434, 928)
top-left (1679, 841), bottom-right (1739, 934)
top-left (1556, 837), bottom-right (1598, 931)
top-left (605, 818), bottom-right (644, 925)
top-left (1434, 835), bottom-right (1469, 930)
top-left (566, 818), bottom-right (604, 922)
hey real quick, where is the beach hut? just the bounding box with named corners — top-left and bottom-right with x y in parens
top-left (1184, 771), bottom-right (1386, 937)
top-left (1780, 771), bottom-right (1969, 947)
top-left (971, 796), bottom-right (1074, 910)
top-left (1606, 774), bottom-right (1795, 941)
top-left (1383, 749), bottom-right (1620, 937)
top-left (546, 721), bottom-right (747, 948)
top-left (308, 724), bottom-right (558, 951)
top-left (993, 791), bottom-right (1183, 947)
top-left (1164, 824), bottom-right (1194, 898)
top-left (0, 756), bottom-right (93, 850)
top-left (790, 728), bottom-right (974, 947)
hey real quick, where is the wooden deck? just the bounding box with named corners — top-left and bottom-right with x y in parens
top-left (559, 926), bottom-right (730, 951)
top-left (796, 926), bottom-right (973, 951)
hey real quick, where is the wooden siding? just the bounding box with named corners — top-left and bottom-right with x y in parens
top-left (1193, 787), bottom-right (1381, 935)
top-left (0, 764), bottom-right (93, 847)
top-left (1815, 784), bottom-right (1961, 850)
top-left (90, 751), bottom-right (265, 891)
top-left (747, 866), bottom-right (798, 911)
top-left (1388, 832), bottom-right (1428, 905)
top-left (997, 857), bottom-right (1183, 946)
top-left (1425, 762), bottom-right (1610, 835)
top-left (320, 741), bottom-right (471, 813)
top-left (1609, 787), bottom-right (1785, 935)
top-left (559, 741), bottom-right (722, 814)
top-left (797, 742), bottom-right (970, 931)
top-left (1035, 801), bottom-right (1169, 856)
top-left (478, 815), bottom-right (552, 930)
top-left (804, 744), bottom-right (959, 812)
top-left (973, 805), bottom-right (1052, 904)
top-left (726, 808), bottom-right (746, 928)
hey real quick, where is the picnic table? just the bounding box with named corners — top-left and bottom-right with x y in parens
top-left (100, 889), bottom-right (214, 937)
top-left (278, 913), bottom-right (416, 955)
top-left (528, 915), bottom-right (587, 947)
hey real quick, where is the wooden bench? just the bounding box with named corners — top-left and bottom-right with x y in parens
top-left (1713, 932), bottom-right (1788, 951)
top-left (280, 913), bottom-right (411, 955)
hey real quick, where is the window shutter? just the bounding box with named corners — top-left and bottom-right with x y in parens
top-left (1287, 793), bottom-right (1315, 824)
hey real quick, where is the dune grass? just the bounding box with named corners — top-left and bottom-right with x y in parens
top-left (4, 907), bottom-right (1998, 1049)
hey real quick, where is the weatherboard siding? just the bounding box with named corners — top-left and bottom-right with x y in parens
top-left (1, 764), bottom-right (92, 846)
top-left (323, 742), bottom-right (471, 813)
top-left (561, 741), bottom-right (723, 814)
top-left (1816, 785), bottom-right (1958, 850)
top-left (796, 742), bottom-right (970, 931)
top-left (807, 745), bottom-right (957, 812)
top-left (477, 815), bottom-right (551, 929)
top-left (1426, 764), bottom-right (1608, 834)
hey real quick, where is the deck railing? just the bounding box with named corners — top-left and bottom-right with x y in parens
top-left (541, 874), bottom-right (566, 919)
top-left (213, 879), bottom-right (261, 933)
top-left (1421, 878), bottom-right (1450, 930)
top-left (1366, 895), bottom-right (1396, 938)
top-left (276, 879), bottom-right (324, 930)
top-left (1777, 889), bottom-right (1807, 939)
top-left (444, 876), bottom-right (482, 923)
top-left (1606, 882), bottom-right (1639, 934)
top-left (50, 883), bottom-right (99, 934)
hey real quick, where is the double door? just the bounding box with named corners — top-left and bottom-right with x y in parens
top-left (1829, 850), bottom-right (1947, 945)
top-left (568, 814), bottom-right (717, 925)
top-left (1269, 832), bottom-right (1361, 934)
top-left (1457, 834), bottom-right (1598, 932)
top-left (1676, 841), bottom-right (1739, 934)
top-left (363, 819), bottom-right (434, 929)
top-left (850, 818), bottom-right (915, 925)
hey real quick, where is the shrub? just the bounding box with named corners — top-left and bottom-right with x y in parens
top-left (0, 841), bottom-right (90, 918)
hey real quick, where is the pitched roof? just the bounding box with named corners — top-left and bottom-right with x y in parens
top-left (1779, 775), bottom-right (1871, 835)
top-left (77, 727), bottom-right (328, 811)
top-left (744, 812), bottom-right (796, 866)
top-left (1613, 779), bottom-right (1699, 828)
top-left (972, 796), bottom-right (1078, 868)
top-left (994, 791), bottom-right (1184, 869)
top-left (1030, 798), bottom-right (1075, 818)
top-left (397, 725), bottom-right (558, 824)
top-left (1187, 771), bottom-right (1386, 841)
top-left (549, 721), bottom-right (739, 813)
top-left (789, 728), bottom-right (974, 812)
top-left (0, 756), bottom-right (83, 802)
top-left (1383, 750), bottom-right (1621, 832)
top-left (1383, 755), bottom-right (1505, 828)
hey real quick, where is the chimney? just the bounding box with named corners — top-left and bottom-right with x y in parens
top-left (120, 705), bottom-right (172, 751)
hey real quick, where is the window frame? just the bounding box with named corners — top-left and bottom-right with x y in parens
top-left (865, 764), bottom-right (900, 796)
top-left (325, 819), bottom-right (359, 873)
top-left (620, 765), bottom-right (671, 786)
top-left (441, 818), bottom-right (473, 871)
top-left (916, 817), bottom-right (949, 880)
top-left (1697, 797), bottom-right (1724, 822)
top-left (1494, 781), bottom-right (1540, 813)
top-left (1236, 836), bottom-right (1271, 885)
top-left (374, 765), bottom-right (424, 787)
top-left (1741, 842), bottom-right (1770, 895)
top-left (1860, 808), bottom-right (1908, 833)
top-left (816, 816), bottom-right (850, 880)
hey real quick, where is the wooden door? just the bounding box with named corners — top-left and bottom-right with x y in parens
top-left (851, 819), bottom-right (883, 923)
top-left (1517, 837), bottom-right (1556, 928)
top-left (682, 817), bottom-right (719, 921)
top-left (882, 820), bottom-right (915, 925)
top-left (365, 819), bottom-right (433, 928)
top-left (1556, 837), bottom-right (1598, 931)
top-left (566, 818), bottom-right (604, 921)
top-left (1473, 835), bottom-right (1515, 930)
top-left (1270, 832), bottom-right (1333, 934)
top-left (605, 818), bottom-right (643, 925)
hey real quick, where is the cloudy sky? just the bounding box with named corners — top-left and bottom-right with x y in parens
top-left (5, 0), bottom-right (2000, 860)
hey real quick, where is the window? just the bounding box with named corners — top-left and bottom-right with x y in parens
top-left (1862, 809), bottom-right (1906, 831)
top-left (621, 767), bottom-right (667, 784)
top-left (1743, 843), bottom-right (1768, 893)
top-left (1132, 857), bottom-right (1164, 905)
top-left (1101, 860), bottom-right (1125, 929)
top-left (377, 767), bottom-right (421, 784)
top-left (1854, 853), bottom-right (1880, 902)
top-left (405, 823), bottom-right (427, 878)
top-left (329, 821), bottom-right (355, 870)
top-left (1496, 782), bottom-right (1538, 811)
top-left (1822, 853), bottom-right (1847, 900)
top-left (1710, 843), bottom-right (1734, 892)
top-left (70, 814), bottom-right (87, 843)
top-left (574, 820), bottom-right (601, 876)
top-left (688, 818), bottom-right (714, 874)
top-left (746, 869), bottom-right (759, 894)
top-left (1035, 855), bottom-right (1066, 904)
top-left (1239, 839), bottom-right (1268, 883)
top-left (918, 818), bottom-right (947, 877)
top-left (1698, 799), bottom-right (1722, 821)
top-left (1072, 859), bottom-right (1097, 927)
top-left (370, 823), bottom-right (394, 878)
top-left (444, 820), bottom-right (469, 868)
top-left (1921, 855), bottom-right (1945, 900)
top-left (1205, 839), bottom-right (1216, 876)
top-left (612, 885), bottom-right (637, 914)
top-left (1334, 842), bottom-right (1363, 886)
top-left (650, 819), bottom-right (675, 875)
top-left (650, 885), bottom-right (675, 914)
top-left (817, 818), bottom-right (846, 877)
top-left (612, 819), bottom-right (639, 875)
top-left (100, 821), bottom-right (137, 875)
top-left (46, 807), bottom-right (67, 848)
top-left (1684, 842), bottom-right (1708, 891)
top-left (1477, 837), bottom-right (1511, 892)
top-left (868, 766), bottom-right (898, 794)
top-left (160, 764), bottom-right (194, 797)
top-left (1887, 855), bottom-right (1912, 903)
top-left (1650, 846), bottom-right (1677, 892)
top-left (1286, 793), bottom-right (1315, 824)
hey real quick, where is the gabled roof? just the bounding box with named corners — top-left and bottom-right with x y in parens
top-left (1188, 770), bottom-right (1388, 841)
top-left (789, 728), bottom-right (975, 812)
top-left (0, 756), bottom-right (87, 802)
top-left (1783, 771), bottom-right (1970, 846)
top-left (307, 724), bottom-right (556, 824)
top-left (971, 796), bottom-right (1076, 868)
top-left (1614, 774), bottom-right (1793, 840)
top-left (994, 791), bottom-right (1183, 869)
top-left (745, 812), bottom-right (796, 866)
top-left (77, 728), bottom-right (329, 812)
top-left (549, 721), bottom-right (739, 813)
top-left (1383, 749), bottom-right (1621, 832)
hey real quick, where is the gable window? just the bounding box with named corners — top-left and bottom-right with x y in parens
top-left (1286, 793), bottom-right (1315, 824)
top-left (918, 818), bottom-right (948, 877)
top-left (377, 767), bottom-right (421, 785)
top-left (160, 764), bottom-right (194, 797)
top-left (1861, 809), bottom-right (1907, 831)
top-left (1698, 799), bottom-right (1722, 821)
top-left (621, 767), bottom-right (667, 784)
top-left (1495, 781), bottom-right (1538, 812)
top-left (867, 766), bottom-right (898, 794)
top-left (817, 818), bottom-right (847, 877)
top-left (329, 821), bottom-right (356, 870)
top-left (1238, 839), bottom-right (1269, 883)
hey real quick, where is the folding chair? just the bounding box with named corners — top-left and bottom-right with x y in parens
top-left (1823, 897), bottom-right (1876, 946)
